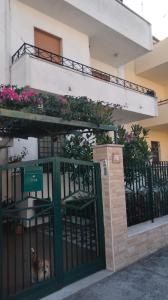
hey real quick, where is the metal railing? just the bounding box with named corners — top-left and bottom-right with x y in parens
top-left (12, 43), bottom-right (156, 98)
top-left (125, 161), bottom-right (168, 226)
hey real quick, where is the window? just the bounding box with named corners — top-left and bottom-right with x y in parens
top-left (38, 136), bottom-right (65, 159)
top-left (34, 28), bottom-right (62, 63)
top-left (151, 141), bottom-right (160, 162)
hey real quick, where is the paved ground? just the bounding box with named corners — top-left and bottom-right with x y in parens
top-left (65, 247), bottom-right (168, 300)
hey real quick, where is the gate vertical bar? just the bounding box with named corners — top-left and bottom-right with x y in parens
top-left (94, 163), bottom-right (105, 263)
top-left (0, 170), bottom-right (3, 300)
top-left (147, 165), bottom-right (154, 222)
top-left (52, 158), bottom-right (64, 285)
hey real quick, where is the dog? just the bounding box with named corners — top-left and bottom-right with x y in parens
top-left (31, 248), bottom-right (50, 283)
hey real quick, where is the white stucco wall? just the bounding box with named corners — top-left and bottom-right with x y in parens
top-left (90, 58), bottom-right (118, 76)
top-left (11, 55), bottom-right (157, 120)
top-left (66, 0), bottom-right (152, 51)
top-left (0, 0), bottom-right (6, 83)
top-left (8, 138), bottom-right (38, 161)
top-left (10, 0), bottom-right (90, 65)
top-left (8, 0), bottom-right (92, 161)
top-left (0, 0), bottom-right (10, 83)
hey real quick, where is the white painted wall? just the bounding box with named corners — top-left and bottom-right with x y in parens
top-left (0, 0), bottom-right (6, 83)
top-left (0, 0), bottom-right (10, 83)
top-left (8, 138), bottom-right (38, 161)
top-left (91, 58), bottom-right (125, 79)
top-left (90, 58), bottom-right (118, 76)
top-left (66, 0), bottom-right (152, 51)
top-left (18, 0), bottom-right (153, 66)
top-left (136, 38), bottom-right (168, 75)
top-left (11, 55), bottom-right (157, 119)
top-left (8, 0), bottom-right (91, 161)
top-left (10, 0), bottom-right (90, 65)
top-left (135, 38), bottom-right (168, 85)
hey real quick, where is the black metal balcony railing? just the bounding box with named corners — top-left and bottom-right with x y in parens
top-left (12, 43), bottom-right (156, 97)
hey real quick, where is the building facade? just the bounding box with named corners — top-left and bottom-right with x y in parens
top-left (0, 0), bottom-right (157, 162)
top-left (125, 38), bottom-right (168, 161)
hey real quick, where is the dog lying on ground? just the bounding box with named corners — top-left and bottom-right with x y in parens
top-left (31, 248), bottom-right (50, 283)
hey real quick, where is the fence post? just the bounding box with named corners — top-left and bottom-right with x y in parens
top-left (93, 144), bottom-right (128, 271)
top-left (52, 158), bottom-right (64, 284)
top-left (147, 165), bottom-right (154, 222)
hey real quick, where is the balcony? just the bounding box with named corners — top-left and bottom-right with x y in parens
top-left (135, 38), bottom-right (168, 84)
top-left (140, 100), bottom-right (168, 129)
top-left (18, 0), bottom-right (152, 66)
top-left (11, 44), bottom-right (157, 123)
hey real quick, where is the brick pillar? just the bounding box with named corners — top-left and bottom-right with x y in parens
top-left (93, 144), bottom-right (128, 271)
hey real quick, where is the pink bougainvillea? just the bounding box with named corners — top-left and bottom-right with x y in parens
top-left (0, 85), bottom-right (42, 107)
top-left (0, 86), bottom-right (20, 102)
top-left (20, 90), bottom-right (37, 103)
top-left (0, 84), bottom-right (118, 125)
top-left (59, 95), bottom-right (68, 104)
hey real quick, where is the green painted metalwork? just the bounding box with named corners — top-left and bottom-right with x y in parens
top-left (21, 166), bottom-right (43, 192)
top-left (125, 161), bottom-right (168, 226)
top-left (0, 156), bottom-right (105, 300)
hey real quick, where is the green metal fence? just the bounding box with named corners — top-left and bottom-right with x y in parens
top-left (0, 157), bottom-right (105, 300)
top-left (125, 161), bottom-right (168, 226)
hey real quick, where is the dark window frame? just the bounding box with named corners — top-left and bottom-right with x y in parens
top-left (151, 141), bottom-right (160, 162)
top-left (38, 136), bottom-right (65, 159)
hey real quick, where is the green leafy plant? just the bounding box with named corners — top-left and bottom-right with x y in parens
top-left (95, 132), bottom-right (113, 145)
top-left (117, 124), bottom-right (151, 164)
top-left (61, 124), bottom-right (151, 163)
top-left (0, 85), bottom-right (120, 126)
top-left (62, 132), bottom-right (94, 161)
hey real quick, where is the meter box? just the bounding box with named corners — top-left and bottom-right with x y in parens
top-left (21, 166), bottom-right (43, 192)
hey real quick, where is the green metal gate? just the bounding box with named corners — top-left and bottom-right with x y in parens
top-left (0, 157), bottom-right (105, 300)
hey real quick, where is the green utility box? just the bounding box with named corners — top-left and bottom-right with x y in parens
top-left (21, 166), bottom-right (43, 192)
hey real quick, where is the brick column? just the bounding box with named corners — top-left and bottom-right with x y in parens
top-left (93, 144), bottom-right (128, 271)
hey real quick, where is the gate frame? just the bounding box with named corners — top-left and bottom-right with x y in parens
top-left (0, 156), bottom-right (105, 300)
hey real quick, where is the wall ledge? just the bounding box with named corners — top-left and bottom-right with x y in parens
top-left (128, 215), bottom-right (168, 238)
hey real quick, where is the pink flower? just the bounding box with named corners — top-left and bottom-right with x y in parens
top-left (59, 96), bottom-right (68, 104)
top-left (20, 90), bottom-right (37, 103)
top-left (125, 133), bottom-right (134, 143)
top-left (0, 86), bottom-right (20, 102)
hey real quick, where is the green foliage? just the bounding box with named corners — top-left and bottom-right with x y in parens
top-left (95, 132), bottom-right (113, 145)
top-left (42, 95), bottom-right (119, 125)
top-left (117, 124), bottom-right (151, 164)
top-left (60, 124), bottom-right (151, 163)
top-left (0, 85), bottom-right (119, 126)
top-left (62, 132), bottom-right (94, 161)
